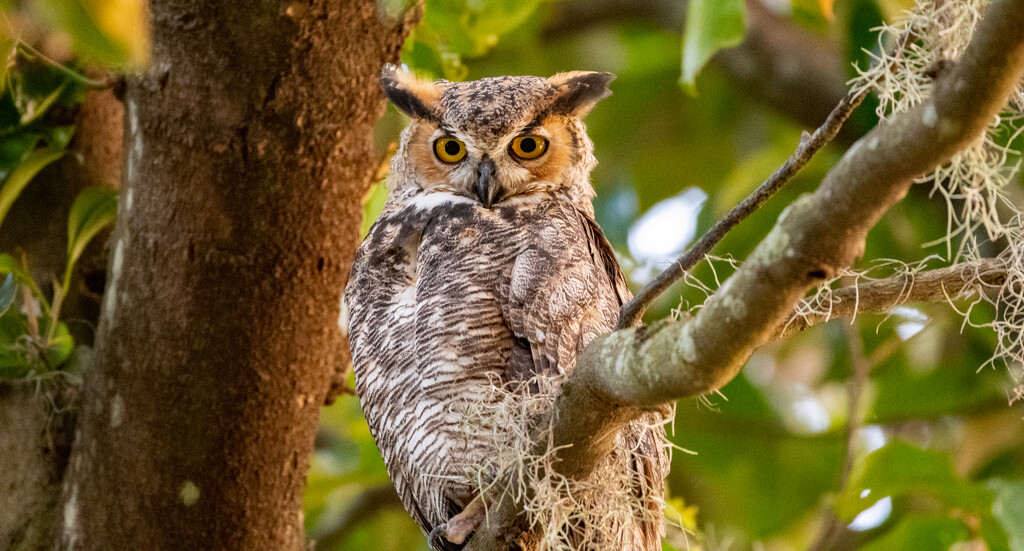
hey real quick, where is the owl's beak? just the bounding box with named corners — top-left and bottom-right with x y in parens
top-left (475, 157), bottom-right (500, 208)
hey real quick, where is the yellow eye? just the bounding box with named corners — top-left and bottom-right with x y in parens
top-left (510, 135), bottom-right (548, 160)
top-left (434, 138), bottom-right (466, 163)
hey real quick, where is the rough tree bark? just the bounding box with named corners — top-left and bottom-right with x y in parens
top-left (57, 2), bottom-right (416, 549)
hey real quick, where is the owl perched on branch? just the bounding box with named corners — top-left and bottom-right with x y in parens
top-left (345, 65), bottom-right (669, 550)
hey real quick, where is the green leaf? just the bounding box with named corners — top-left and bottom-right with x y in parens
top-left (861, 514), bottom-right (971, 551)
top-left (29, 0), bottom-right (131, 66)
top-left (838, 440), bottom-right (988, 521)
top-left (0, 146), bottom-right (65, 228)
top-left (16, 79), bottom-right (68, 125)
top-left (0, 273), bottom-right (14, 316)
top-left (668, 375), bottom-right (846, 538)
top-left (0, 254), bottom-right (46, 309)
top-left (44, 320), bottom-right (73, 368)
top-left (46, 125), bottom-right (77, 150)
top-left (680, 0), bottom-right (746, 94)
top-left (0, 37), bottom-right (15, 94)
top-left (0, 309), bottom-right (30, 379)
top-left (989, 480), bottom-right (1024, 551)
top-left (66, 187), bottom-right (118, 270)
top-left (0, 134), bottom-right (39, 180)
top-left (0, 254), bottom-right (28, 281)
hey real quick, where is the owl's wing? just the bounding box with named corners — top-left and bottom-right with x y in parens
top-left (582, 211), bottom-right (632, 312)
top-left (502, 204), bottom-right (625, 380)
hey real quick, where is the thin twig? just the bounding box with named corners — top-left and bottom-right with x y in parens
top-left (617, 89), bottom-right (867, 328)
top-left (14, 42), bottom-right (114, 89)
top-left (773, 258), bottom-right (1007, 340)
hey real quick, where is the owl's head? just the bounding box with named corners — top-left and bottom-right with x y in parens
top-left (381, 65), bottom-right (613, 209)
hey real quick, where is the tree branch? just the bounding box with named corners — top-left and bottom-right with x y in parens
top-left (774, 258), bottom-right (1007, 339)
top-left (471, 0), bottom-right (1024, 546)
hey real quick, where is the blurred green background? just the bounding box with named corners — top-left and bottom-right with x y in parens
top-left (1, 0), bottom-right (1023, 549)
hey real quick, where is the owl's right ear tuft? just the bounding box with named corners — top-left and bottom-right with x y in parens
top-left (380, 64), bottom-right (441, 121)
top-left (546, 71), bottom-right (615, 118)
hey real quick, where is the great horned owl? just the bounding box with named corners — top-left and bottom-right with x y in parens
top-left (345, 65), bottom-right (668, 550)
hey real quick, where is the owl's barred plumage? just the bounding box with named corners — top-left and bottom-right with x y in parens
top-left (345, 66), bottom-right (669, 550)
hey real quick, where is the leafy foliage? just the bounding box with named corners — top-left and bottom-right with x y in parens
top-left (839, 441), bottom-right (1017, 549)
top-left (679, 0), bottom-right (745, 93)
top-left (26, 0), bottom-right (149, 66)
top-left (0, 14), bottom-right (123, 382)
top-left (0, 145), bottom-right (64, 225)
top-left (0, 180), bottom-right (114, 380)
top-left (66, 186), bottom-right (116, 273)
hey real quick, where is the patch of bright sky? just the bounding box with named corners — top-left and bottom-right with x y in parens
top-left (627, 187), bottom-right (707, 284)
top-left (848, 496), bottom-right (892, 531)
top-left (788, 392), bottom-right (831, 434)
top-left (892, 306), bottom-right (929, 340)
top-left (859, 425), bottom-right (887, 454)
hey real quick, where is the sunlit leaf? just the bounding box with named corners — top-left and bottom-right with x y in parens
top-left (404, 0), bottom-right (540, 81)
top-left (29, 0), bottom-right (148, 66)
top-left (819, 0), bottom-right (836, 20)
top-left (422, 0), bottom-right (541, 57)
top-left (680, 0), bottom-right (745, 94)
top-left (0, 146), bottom-right (64, 228)
top-left (0, 273), bottom-right (14, 316)
top-left (66, 187), bottom-right (117, 270)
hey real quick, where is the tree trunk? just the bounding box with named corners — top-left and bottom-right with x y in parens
top-left (58, 2), bottom-right (416, 549)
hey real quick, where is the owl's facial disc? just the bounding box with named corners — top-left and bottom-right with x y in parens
top-left (386, 69), bottom-right (616, 206)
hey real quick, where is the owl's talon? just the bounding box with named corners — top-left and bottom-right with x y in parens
top-left (429, 496), bottom-right (487, 550)
top-left (428, 523), bottom-right (463, 551)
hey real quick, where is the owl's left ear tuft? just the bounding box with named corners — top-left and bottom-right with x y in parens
top-left (546, 71), bottom-right (615, 118)
top-left (380, 64), bottom-right (442, 121)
